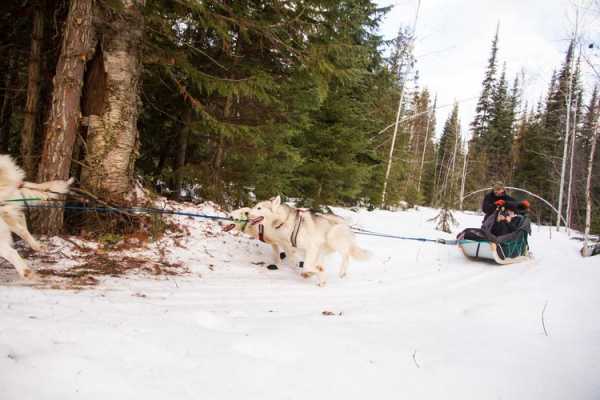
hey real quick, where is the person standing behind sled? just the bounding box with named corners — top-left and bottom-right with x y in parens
top-left (482, 181), bottom-right (515, 219)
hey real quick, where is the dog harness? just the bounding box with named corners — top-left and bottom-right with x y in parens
top-left (290, 210), bottom-right (304, 248)
top-left (272, 208), bottom-right (306, 248)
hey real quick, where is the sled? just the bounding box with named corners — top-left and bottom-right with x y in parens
top-left (458, 239), bottom-right (531, 265)
top-left (457, 210), bottom-right (532, 265)
top-left (581, 243), bottom-right (600, 257)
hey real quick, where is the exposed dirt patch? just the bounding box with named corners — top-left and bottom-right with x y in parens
top-left (36, 254), bottom-right (186, 283)
top-left (1, 232), bottom-right (190, 290)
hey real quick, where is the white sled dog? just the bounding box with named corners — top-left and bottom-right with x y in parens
top-left (248, 196), bottom-right (370, 286)
top-left (225, 207), bottom-right (299, 270)
top-left (0, 155), bottom-right (74, 279)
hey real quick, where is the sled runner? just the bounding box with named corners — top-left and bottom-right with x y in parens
top-left (457, 209), bottom-right (532, 265)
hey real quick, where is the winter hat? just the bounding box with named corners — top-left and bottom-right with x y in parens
top-left (493, 181), bottom-right (505, 191)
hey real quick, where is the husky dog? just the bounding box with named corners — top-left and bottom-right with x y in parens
top-left (0, 155), bottom-right (74, 279)
top-left (248, 196), bottom-right (370, 286)
top-left (224, 207), bottom-right (299, 270)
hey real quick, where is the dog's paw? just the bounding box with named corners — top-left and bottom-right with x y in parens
top-left (266, 264), bottom-right (279, 270)
top-left (339, 271), bottom-right (347, 279)
top-left (317, 281), bottom-right (327, 287)
top-left (279, 252), bottom-right (286, 260)
top-left (301, 271), bottom-right (315, 279)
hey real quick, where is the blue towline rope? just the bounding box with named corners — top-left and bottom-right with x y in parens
top-left (16, 201), bottom-right (472, 244)
top-left (22, 203), bottom-right (234, 221)
top-left (351, 227), bottom-right (477, 245)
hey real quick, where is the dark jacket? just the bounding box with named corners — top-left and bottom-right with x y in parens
top-left (491, 215), bottom-right (522, 237)
top-left (482, 190), bottom-right (515, 217)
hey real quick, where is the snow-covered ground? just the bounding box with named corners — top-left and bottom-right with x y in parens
top-left (1, 205), bottom-right (599, 400)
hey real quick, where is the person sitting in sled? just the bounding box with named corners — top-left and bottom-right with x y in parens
top-left (490, 199), bottom-right (530, 237)
top-left (482, 181), bottom-right (515, 218)
top-left (492, 209), bottom-right (520, 236)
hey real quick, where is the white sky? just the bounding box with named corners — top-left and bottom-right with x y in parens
top-left (374, 0), bottom-right (596, 139)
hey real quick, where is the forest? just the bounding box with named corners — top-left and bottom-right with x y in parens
top-left (0, 0), bottom-right (598, 235)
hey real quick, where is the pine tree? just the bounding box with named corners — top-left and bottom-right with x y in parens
top-left (471, 26), bottom-right (499, 149)
top-left (434, 103), bottom-right (461, 206)
top-left (545, 40), bottom-right (578, 224)
top-left (485, 65), bottom-right (518, 183)
top-left (465, 27), bottom-right (500, 202)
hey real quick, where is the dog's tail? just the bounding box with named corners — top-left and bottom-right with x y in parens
top-left (350, 244), bottom-right (371, 261)
top-left (0, 155), bottom-right (25, 203)
top-left (20, 177), bottom-right (75, 201)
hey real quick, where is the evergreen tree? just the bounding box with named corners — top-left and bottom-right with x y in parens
top-left (419, 94), bottom-right (438, 205)
top-left (434, 103), bottom-right (461, 207)
top-left (471, 26), bottom-right (499, 148)
top-left (543, 40), bottom-right (578, 219)
top-left (486, 65), bottom-right (518, 183)
top-left (465, 27), bottom-right (499, 201)
top-left (574, 85), bottom-right (600, 231)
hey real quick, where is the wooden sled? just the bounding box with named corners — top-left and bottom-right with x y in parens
top-left (459, 240), bottom-right (532, 265)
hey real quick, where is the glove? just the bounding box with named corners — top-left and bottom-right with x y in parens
top-left (494, 199), bottom-right (506, 207)
top-left (521, 200), bottom-right (530, 208)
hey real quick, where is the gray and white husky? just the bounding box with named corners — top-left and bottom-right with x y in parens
top-left (0, 155), bottom-right (74, 279)
top-left (248, 196), bottom-right (370, 286)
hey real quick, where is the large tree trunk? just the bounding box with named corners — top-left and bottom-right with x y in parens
top-left (174, 108), bottom-right (192, 200)
top-left (0, 50), bottom-right (16, 153)
top-left (80, 0), bottom-right (144, 201)
top-left (37, 0), bottom-right (96, 234)
top-left (21, 0), bottom-right (46, 179)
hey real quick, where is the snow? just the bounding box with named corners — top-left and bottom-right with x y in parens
top-left (1, 205), bottom-right (600, 400)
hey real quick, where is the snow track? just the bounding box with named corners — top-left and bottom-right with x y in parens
top-left (1, 206), bottom-right (599, 399)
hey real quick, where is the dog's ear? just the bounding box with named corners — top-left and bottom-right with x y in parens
top-left (272, 195), bottom-right (281, 209)
top-left (66, 177), bottom-right (75, 185)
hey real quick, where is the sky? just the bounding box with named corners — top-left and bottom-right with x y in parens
top-left (374, 0), bottom-right (596, 139)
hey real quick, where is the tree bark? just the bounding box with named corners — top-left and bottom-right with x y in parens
top-left (20, 0), bottom-right (46, 179)
top-left (417, 95), bottom-right (435, 194)
top-left (584, 121), bottom-right (598, 246)
top-left (37, 0), bottom-right (97, 234)
top-left (0, 50), bottom-right (16, 153)
top-left (80, 0), bottom-right (144, 201)
top-left (174, 107), bottom-right (192, 200)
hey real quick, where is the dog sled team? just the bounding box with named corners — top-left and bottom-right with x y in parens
top-left (0, 153), bottom-right (370, 286)
top-left (0, 152), bottom-right (596, 285)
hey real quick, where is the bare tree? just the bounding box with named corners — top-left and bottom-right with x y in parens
top-left (417, 94), bottom-right (436, 194)
top-left (584, 114), bottom-right (599, 248)
top-left (565, 55), bottom-right (581, 235)
top-left (381, 0), bottom-right (420, 207)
